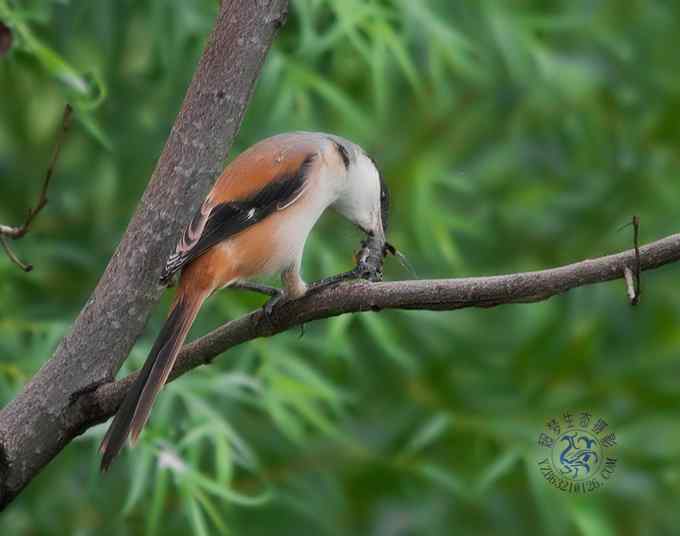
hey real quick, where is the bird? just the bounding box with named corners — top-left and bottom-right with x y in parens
top-left (99, 131), bottom-right (390, 470)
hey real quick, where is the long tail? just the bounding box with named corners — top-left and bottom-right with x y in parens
top-left (99, 291), bottom-right (206, 471)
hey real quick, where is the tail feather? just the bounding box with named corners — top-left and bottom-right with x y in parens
top-left (99, 293), bottom-right (204, 471)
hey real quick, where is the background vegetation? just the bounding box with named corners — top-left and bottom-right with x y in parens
top-left (2, 0), bottom-right (680, 534)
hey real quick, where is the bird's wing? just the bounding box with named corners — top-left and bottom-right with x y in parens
top-left (160, 146), bottom-right (316, 283)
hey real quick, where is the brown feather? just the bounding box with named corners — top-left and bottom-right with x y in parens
top-left (161, 134), bottom-right (321, 283)
top-left (99, 285), bottom-right (214, 471)
top-left (210, 133), bottom-right (320, 203)
top-left (101, 134), bottom-right (335, 470)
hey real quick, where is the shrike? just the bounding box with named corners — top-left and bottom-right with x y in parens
top-left (100, 132), bottom-right (390, 470)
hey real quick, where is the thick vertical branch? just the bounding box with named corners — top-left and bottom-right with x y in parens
top-left (0, 0), bottom-right (288, 509)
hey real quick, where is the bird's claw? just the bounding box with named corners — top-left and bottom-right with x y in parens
top-left (260, 289), bottom-right (284, 328)
top-left (308, 236), bottom-right (386, 293)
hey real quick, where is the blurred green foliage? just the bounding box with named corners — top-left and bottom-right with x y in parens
top-left (2, 0), bottom-right (680, 534)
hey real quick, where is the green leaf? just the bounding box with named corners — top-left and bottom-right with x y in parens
top-left (400, 413), bottom-right (452, 458)
top-left (146, 466), bottom-right (170, 536)
top-left (180, 463), bottom-right (272, 507)
top-left (187, 494), bottom-right (210, 536)
top-left (570, 502), bottom-right (616, 536)
top-left (473, 447), bottom-right (522, 495)
top-left (123, 446), bottom-right (154, 514)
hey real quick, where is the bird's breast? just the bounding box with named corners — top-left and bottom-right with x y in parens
top-left (221, 176), bottom-right (334, 279)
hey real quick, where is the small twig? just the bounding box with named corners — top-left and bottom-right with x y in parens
top-left (0, 104), bottom-right (72, 270)
top-left (0, 226), bottom-right (30, 270)
top-left (0, 235), bottom-right (32, 272)
top-left (619, 216), bottom-right (641, 305)
top-left (632, 215), bottom-right (641, 304)
top-left (230, 281), bottom-right (280, 296)
top-left (16, 104), bottom-right (73, 238)
top-left (623, 266), bottom-right (636, 304)
top-left (0, 21), bottom-right (11, 57)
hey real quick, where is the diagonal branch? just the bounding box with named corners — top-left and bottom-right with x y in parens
top-left (69, 231), bottom-right (680, 433)
top-left (0, 0), bottom-right (289, 510)
top-left (1, 0), bottom-right (677, 512)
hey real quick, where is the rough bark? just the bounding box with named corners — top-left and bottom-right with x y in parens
top-left (0, 0), bottom-right (288, 509)
top-left (2, 0), bottom-right (679, 513)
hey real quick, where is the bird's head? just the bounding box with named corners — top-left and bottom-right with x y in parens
top-left (329, 140), bottom-right (389, 243)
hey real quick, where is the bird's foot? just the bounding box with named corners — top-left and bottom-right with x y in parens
top-left (259, 288), bottom-right (285, 329)
top-left (307, 265), bottom-right (378, 295)
top-left (231, 281), bottom-right (280, 297)
top-left (308, 268), bottom-right (361, 292)
top-left (308, 238), bottom-right (385, 294)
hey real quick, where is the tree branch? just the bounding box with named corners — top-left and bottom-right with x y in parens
top-left (1, 0), bottom-right (677, 512)
top-left (0, 0), bottom-right (289, 509)
top-left (69, 231), bottom-right (680, 438)
top-left (0, 104), bottom-right (72, 271)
